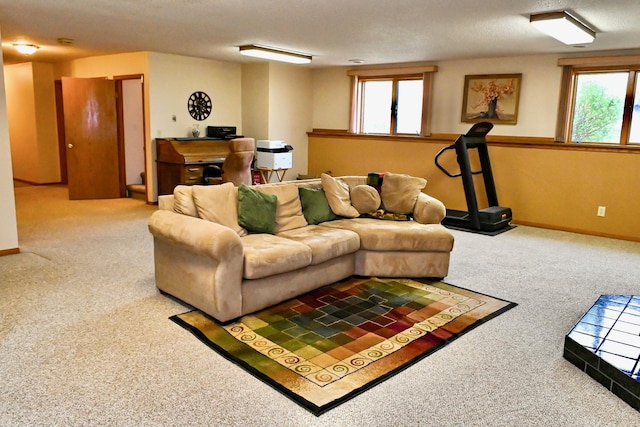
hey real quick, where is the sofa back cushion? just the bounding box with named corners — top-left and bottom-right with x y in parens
top-left (255, 183), bottom-right (308, 233)
top-left (380, 172), bottom-right (427, 214)
top-left (192, 183), bottom-right (248, 236)
top-left (173, 185), bottom-right (199, 217)
top-left (320, 173), bottom-right (360, 218)
top-left (350, 184), bottom-right (381, 214)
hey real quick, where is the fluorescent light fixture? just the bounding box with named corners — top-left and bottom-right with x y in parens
top-left (239, 45), bottom-right (311, 64)
top-left (12, 43), bottom-right (40, 55)
top-left (530, 11), bottom-right (595, 45)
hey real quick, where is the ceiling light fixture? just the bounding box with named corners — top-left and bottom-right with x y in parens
top-left (239, 45), bottom-right (311, 64)
top-left (12, 43), bottom-right (40, 55)
top-left (530, 11), bottom-right (595, 45)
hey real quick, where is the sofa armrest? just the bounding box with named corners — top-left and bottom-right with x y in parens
top-left (413, 192), bottom-right (446, 224)
top-left (148, 210), bottom-right (245, 321)
top-left (148, 210), bottom-right (243, 259)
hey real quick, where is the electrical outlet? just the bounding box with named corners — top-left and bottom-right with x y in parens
top-left (597, 206), bottom-right (606, 217)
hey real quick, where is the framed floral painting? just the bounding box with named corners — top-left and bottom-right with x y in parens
top-left (461, 73), bottom-right (522, 124)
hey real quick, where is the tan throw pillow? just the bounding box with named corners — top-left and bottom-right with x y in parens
top-left (320, 173), bottom-right (360, 218)
top-left (380, 172), bottom-right (427, 214)
top-left (173, 185), bottom-right (198, 217)
top-left (192, 183), bottom-right (247, 236)
top-left (350, 185), bottom-right (381, 214)
top-left (255, 183), bottom-right (308, 233)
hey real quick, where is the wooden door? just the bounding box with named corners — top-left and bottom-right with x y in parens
top-left (61, 77), bottom-right (122, 199)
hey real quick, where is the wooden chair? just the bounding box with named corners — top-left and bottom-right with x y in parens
top-left (221, 138), bottom-right (256, 186)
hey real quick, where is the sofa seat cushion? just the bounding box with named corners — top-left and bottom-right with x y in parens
top-left (241, 234), bottom-right (312, 279)
top-left (277, 225), bottom-right (360, 265)
top-left (320, 218), bottom-right (454, 252)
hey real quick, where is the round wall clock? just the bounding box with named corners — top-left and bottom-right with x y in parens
top-left (187, 91), bottom-right (212, 121)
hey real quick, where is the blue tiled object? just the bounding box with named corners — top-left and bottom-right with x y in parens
top-left (564, 295), bottom-right (640, 411)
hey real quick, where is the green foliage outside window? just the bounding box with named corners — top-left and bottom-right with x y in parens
top-left (571, 80), bottom-right (623, 143)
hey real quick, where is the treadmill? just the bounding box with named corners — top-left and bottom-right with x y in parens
top-left (434, 122), bottom-right (513, 234)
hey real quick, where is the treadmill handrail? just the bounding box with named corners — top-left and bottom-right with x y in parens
top-left (434, 144), bottom-right (460, 177)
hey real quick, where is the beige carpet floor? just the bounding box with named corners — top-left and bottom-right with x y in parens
top-left (1, 183), bottom-right (640, 426)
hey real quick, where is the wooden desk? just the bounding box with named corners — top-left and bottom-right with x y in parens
top-left (258, 167), bottom-right (289, 183)
top-left (156, 138), bottom-right (229, 195)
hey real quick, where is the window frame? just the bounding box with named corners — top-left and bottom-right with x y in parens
top-left (557, 56), bottom-right (640, 145)
top-left (348, 65), bottom-right (437, 137)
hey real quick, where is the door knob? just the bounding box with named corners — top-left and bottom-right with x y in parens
top-left (67, 144), bottom-right (74, 149)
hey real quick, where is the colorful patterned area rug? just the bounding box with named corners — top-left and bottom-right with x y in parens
top-left (170, 276), bottom-right (517, 415)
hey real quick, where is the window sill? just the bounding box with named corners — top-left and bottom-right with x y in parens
top-left (307, 129), bottom-right (640, 153)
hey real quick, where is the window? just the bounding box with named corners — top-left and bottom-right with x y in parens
top-left (561, 62), bottom-right (640, 144)
top-left (348, 66), bottom-right (437, 136)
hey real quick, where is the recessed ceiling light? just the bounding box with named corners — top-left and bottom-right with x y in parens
top-left (12, 43), bottom-right (39, 55)
top-left (57, 38), bottom-right (74, 46)
top-left (349, 59), bottom-right (365, 64)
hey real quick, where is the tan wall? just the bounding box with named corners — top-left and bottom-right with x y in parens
top-left (5, 62), bottom-right (60, 183)
top-left (241, 63), bottom-right (270, 141)
top-left (308, 134), bottom-right (640, 241)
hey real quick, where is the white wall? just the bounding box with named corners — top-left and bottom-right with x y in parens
top-left (310, 54), bottom-right (563, 137)
top-left (240, 62), bottom-right (313, 182)
top-left (122, 79), bottom-right (145, 185)
top-left (311, 67), bottom-right (351, 130)
top-left (267, 63), bottom-right (312, 181)
top-left (147, 52), bottom-right (242, 199)
top-left (0, 27), bottom-right (19, 253)
top-left (55, 51), bottom-right (243, 201)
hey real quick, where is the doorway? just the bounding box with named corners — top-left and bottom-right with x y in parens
top-left (55, 75), bottom-right (146, 201)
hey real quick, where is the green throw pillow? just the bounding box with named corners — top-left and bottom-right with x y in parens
top-left (299, 187), bottom-right (339, 225)
top-left (237, 184), bottom-right (277, 234)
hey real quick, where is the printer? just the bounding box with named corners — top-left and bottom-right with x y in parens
top-left (256, 140), bottom-right (293, 169)
top-left (206, 126), bottom-right (243, 140)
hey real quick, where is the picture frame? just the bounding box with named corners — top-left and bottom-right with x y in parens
top-left (461, 73), bottom-right (522, 124)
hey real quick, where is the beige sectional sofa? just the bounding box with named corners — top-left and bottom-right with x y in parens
top-left (148, 174), bottom-right (454, 322)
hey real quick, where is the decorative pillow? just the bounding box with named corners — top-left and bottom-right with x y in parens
top-left (254, 183), bottom-right (307, 233)
top-left (173, 185), bottom-right (199, 217)
top-left (350, 184), bottom-right (381, 214)
top-left (192, 183), bottom-right (247, 236)
top-left (380, 172), bottom-right (427, 214)
top-left (320, 173), bottom-right (360, 218)
top-left (237, 184), bottom-right (277, 234)
top-left (298, 187), bottom-right (339, 225)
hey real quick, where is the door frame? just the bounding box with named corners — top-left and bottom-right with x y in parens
top-left (54, 80), bottom-right (68, 185)
top-left (114, 74), bottom-right (147, 202)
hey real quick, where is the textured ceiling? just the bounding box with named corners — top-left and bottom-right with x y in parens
top-left (1, 0), bottom-right (640, 67)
